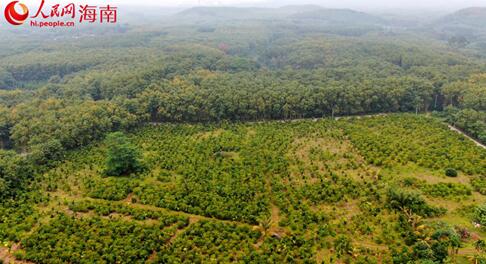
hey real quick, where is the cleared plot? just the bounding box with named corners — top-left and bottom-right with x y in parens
top-left (343, 114), bottom-right (485, 175)
top-left (132, 124), bottom-right (279, 224)
top-left (157, 220), bottom-right (261, 263)
top-left (67, 199), bottom-right (190, 226)
top-left (12, 114), bottom-right (483, 263)
top-left (287, 134), bottom-right (377, 185)
top-left (21, 214), bottom-right (182, 264)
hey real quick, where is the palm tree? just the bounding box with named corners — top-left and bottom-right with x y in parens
top-left (258, 215), bottom-right (272, 238)
top-left (472, 240), bottom-right (486, 264)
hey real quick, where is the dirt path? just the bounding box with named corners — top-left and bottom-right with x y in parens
top-left (448, 125), bottom-right (486, 149)
top-left (166, 217), bottom-right (200, 244)
top-left (0, 245), bottom-right (33, 264)
top-left (260, 114), bottom-right (486, 150)
top-left (50, 193), bottom-right (261, 230)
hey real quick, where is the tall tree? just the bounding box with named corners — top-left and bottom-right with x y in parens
top-left (104, 132), bottom-right (142, 177)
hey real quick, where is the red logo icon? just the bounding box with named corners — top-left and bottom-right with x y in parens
top-left (2, 1), bottom-right (117, 27)
top-left (5, 1), bottom-right (29, 25)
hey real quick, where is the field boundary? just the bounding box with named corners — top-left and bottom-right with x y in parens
top-left (448, 125), bottom-right (486, 149)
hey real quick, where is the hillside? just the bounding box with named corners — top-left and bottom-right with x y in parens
top-left (432, 7), bottom-right (486, 44)
top-left (177, 6), bottom-right (272, 20)
top-left (1, 4), bottom-right (486, 264)
top-left (289, 8), bottom-right (385, 25)
top-left (176, 5), bottom-right (386, 27)
top-left (2, 114), bottom-right (486, 263)
top-left (438, 7), bottom-right (486, 28)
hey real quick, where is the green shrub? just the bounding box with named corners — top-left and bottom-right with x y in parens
top-left (445, 168), bottom-right (458, 177)
top-left (12, 250), bottom-right (26, 260)
top-left (471, 177), bottom-right (486, 195)
top-left (388, 188), bottom-right (446, 217)
top-left (104, 132), bottom-right (143, 177)
top-left (84, 177), bottom-right (135, 201)
top-left (422, 182), bottom-right (472, 198)
top-left (334, 235), bottom-right (352, 257)
top-left (22, 214), bottom-right (177, 264)
top-left (475, 204), bottom-right (486, 227)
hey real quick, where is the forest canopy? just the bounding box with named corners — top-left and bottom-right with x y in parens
top-left (0, 4), bottom-right (486, 264)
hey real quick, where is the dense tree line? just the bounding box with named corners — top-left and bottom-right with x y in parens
top-left (449, 108), bottom-right (486, 141)
top-left (0, 150), bottom-right (33, 199)
top-left (21, 214), bottom-right (182, 264)
top-left (440, 73), bottom-right (486, 143)
top-left (344, 115), bottom-right (485, 174)
top-left (0, 30), bottom-right (483, 158)
top-left (18, 117), bottom-right (481, 263)
top-left (0, 7), bottom-right (486, 263)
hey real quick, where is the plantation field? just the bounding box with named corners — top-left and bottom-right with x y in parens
top-left (2, 114), bottom-right (486, 263)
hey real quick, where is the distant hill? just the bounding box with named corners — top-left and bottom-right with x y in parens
top-left (430, 7), bottom-right (486, 54)
top-left (177, 7), bottom-right (271, 20)
top-left (176, 5), bottom-right (387, 27)
top-left (178, 5), bottom-right (325, 17)
top-left (437, 7), bottom-right (486, 28)
top-left (433, 7), bottom-right (486, 37)
top-left (288, 8), bottom-right (385, 25)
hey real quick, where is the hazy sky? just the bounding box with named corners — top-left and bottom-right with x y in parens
top-left (46, 0), bottom-right (486, 12)
top-left (108, 0), bottom-right (486, 10)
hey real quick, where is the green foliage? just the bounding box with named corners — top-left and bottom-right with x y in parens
top-left (476, 239), bottom-right (486, 253)
top-left (0, 150), bottom-right (32, 198)
top-left (422, 182), bottom-right (472, 198)
top-left (0, 23), bottom-right (482, 153)
top-left (29, 139), bottom-right (64, 166)
top-left (84, 177), bottom-right (137, 201)
top-left (250, 234), bottom-right (316, 262)
top-left (344, 115), bottom-right (486, 175)
top-left (2, 115), bottom-right (484, 262)
top-left (0, 10), bottom-right (484, 261)
top-left (475, 203), bottom-right (486, 227)
top-left (430, 228), bottom-right (461, 261)
top-left (395, 223), bottom-right (461, 263)
top-left (445, 168), bottom-right (458, 177)
top-left (158, 220), bottom-right (260, 263)
top-left (446, 107), bottom-right (486, 144)
top-left (68, 200), bottom-right (189, 225)
top-left (104, 132), bottom-right (143, 177)
top-left (22, 214), bottom-right (180, 264)
top-left (472, 177), bottom-right (486, 195)
top-left (441, 74), bottom-right (486, 145)
top-left (334, 235), bottom-right (353, 257)
top-left (0, 199), bottom-right (40, 242)
top-left (388, 188), bottom-right (446, 217)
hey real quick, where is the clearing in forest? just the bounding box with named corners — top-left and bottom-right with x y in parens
top-left (2, 114), bottom-right (486, 263)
